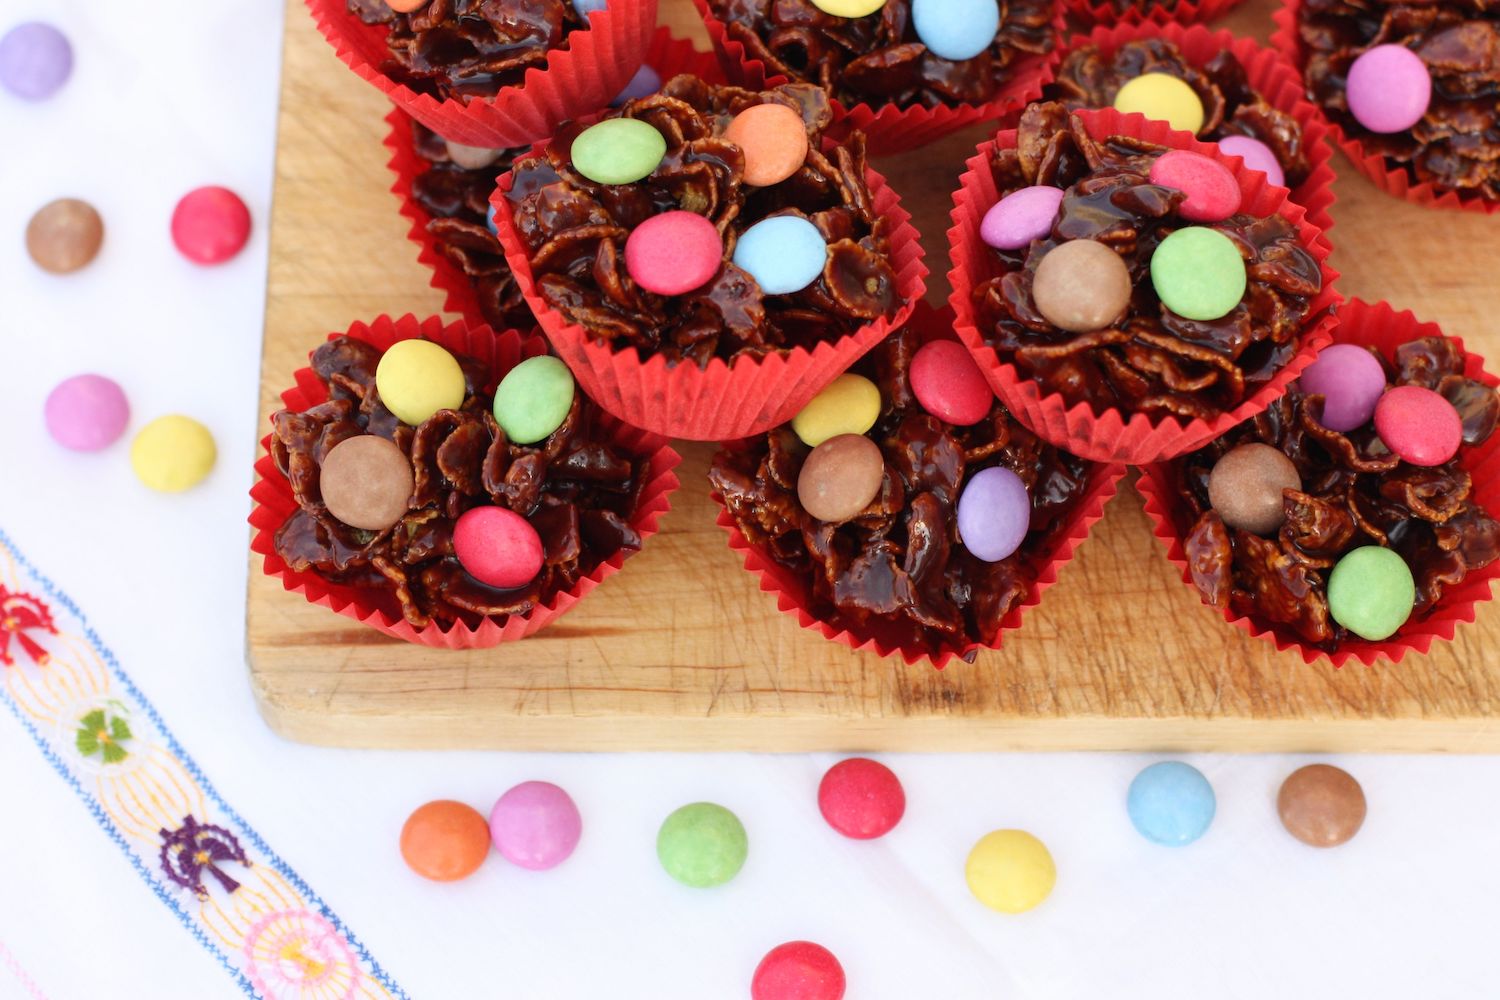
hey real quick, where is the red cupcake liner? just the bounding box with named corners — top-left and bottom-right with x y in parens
top-left (1063, 0), bottom-right (1248, 29)
top-left (1059, 20), bottom-right (1338, 235)
top-left (710, 301), bottom-right (1128, 668)
top-left (383, 28), bottom-right (724, 328)
top-left (689, 0), bottom-right (1066, 155)
top-left (492, 147), bottom-right (928, 442)
top-left (1137, 298), bottom-right (1500, 666)
top-left (947, 106), bottom-right (1342, 465)
top-left (248, 314), bottom-right (682, 649)
top-left (306, 0), bottom-right (658, 148)
top-left (1270, 0), bottom-right (1500, 216)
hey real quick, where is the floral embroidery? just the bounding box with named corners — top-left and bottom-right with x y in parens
top-left (75, 707), bottom-right (132, 764)
top-left (245, 910), bottom-right (361, 1000)
top-left (0, 588), bottom-right (55, 667)
top-left (160, 815), bottom-right (251, 898)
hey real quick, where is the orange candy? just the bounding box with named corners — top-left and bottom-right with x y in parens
top-left (400, 800), bottom-right (491, 881)
top-left (724, 103), bottom-right (809, 187)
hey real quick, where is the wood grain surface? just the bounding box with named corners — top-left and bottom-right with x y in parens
top-left (248, 0), bottom-right (1500, 751)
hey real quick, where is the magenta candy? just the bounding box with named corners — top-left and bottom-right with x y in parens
top-left (1299, 344), bottom-right (1388, 432)
top-left (1346, 44), bottom-right (1431, 134)
top-left (45, 374), bottom-right (129, 452)
top-left (980, 186), bottom-right (1064, 250)
top-left (172, 186), bottom-right (251, 264)
top-left (956, 466), bottom-right (1030, 562)
top-left (489, 781), bottom-right (582, 871)
top-left (1216, 135), bottom-right (1285, 189)
top-left (1375, 385), bottom-right (1462, 467)
top-left (1148, 150), bottom-right (1241, 222)
top-left (453, 506), bottom-right (544, 589)
top-left (624, 210), bottom-right (723, 296)
top-left (910, 340), bottom-right (993, 426)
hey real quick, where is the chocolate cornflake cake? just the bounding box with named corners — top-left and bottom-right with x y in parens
top-left (1050, 38), bottom-right (1311, 187)
top-left (971, 102), bottom-right (1323, 422)
top-left (708, 324), bottom-right (1096, 661)
top-left (347, 0), bottom-right (587, 100)
top-left (270, 336), bottom-right (647, 628)
top-left (705, 0), bottom-right (1054, 108)
top-left (1297, 0), bottom-right (1500, 199)
top-left (505, 75), bottom-right (900, 366)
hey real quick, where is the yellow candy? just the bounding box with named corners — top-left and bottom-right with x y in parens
top-left (375, 339), bottom-right (466, 426)
top-left (810, 0), bottom-right (887, 16)
top-left (792, 374), bottom-right (881, 447)
top-left (965, 829), bottom-right (1056, 914)
top-left (1113, 73), bottom-right (1205, 134)
top-left (131, 415), bottom-right (216, 493)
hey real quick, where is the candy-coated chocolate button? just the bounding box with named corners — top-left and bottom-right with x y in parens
top-left (571, 118), bottom-right (667, 185)
top-left (27, 198), bottom-right (103, 274)
top-left (792, 373), bottom-right (881, 447)
top-left (1300, 343), bottom-right (1388, 432)
top-left (1374, 385), bottom-right (1462, 466)
top-left (752, 942), bottom-right (847, 1000)
top-left (494, 355), bottom-right (576, 444)
top-left (388, 0), bottom-right (432, 11)
top-left (1127, 761), bottom-right (1215, 847)
top-left (453, 506), bottom-right (544, 590)
top-left (957, 465), bottom-right (1030, 562)
top-left (375, 339), bottom-right (467, 426)
top-left (319, 435), bottom-right (414, 531)
top-left (911, 339), bottom-right (992, 425)
top-left (1032, 239), bottom-right (1131, 333)
top-left (444, 140), bottom-right (504, 170)
top-left (1346, 44), bottom-right (1431, 134)
top-left (980, 185), bottom-right (1064, 250)
top-left (400, 800), bottom-right (490, 882)
top-left (818, 758), bottom-right (904, 840)
top-left (624, 210), bottom-right (723, 295)
top-left (489, 781), bottom-right (582, 871)
top-left (656, 802), bottom-right (748, 888)
top-left (912, 0), bottom-right (999, 62)
top-left (1327, 546), bottom-right (1414, 641)
top-left (1151, 226), bottom-right (1245, 321)
top-left (733, 215), bottom-right (826, 295)
top-left (1149, 150), bottom-right (1240, 222)
top-left (613, 63), bottom-right (661, 105)
top-left (172, 186), bottom-right (251, 265)
top-left (1217, 135), bottom-right (1284, 189)
top-left (811, 0), bottom-right (886, 15)
top-left (572, 0), bottom-right (609, 17)
top-left (724, 103), bottom-right (809, 187)
top-left (965, 829), bottom-right (1055, 914)
top-left (131, 415), bottom-right (216, 492)
top-left (0, 22), bottom-right (72, 101)
top-left (1114, 72), bottom-right (1205, 134)
top-left (798, 434), bottom-right (885, 523)
top-left (1277, 764), bottom-right (1366, 848)
top-left (1207, 442), bottom-right (1301, 535)
top-left (45, 374), bottom-right (128, 452)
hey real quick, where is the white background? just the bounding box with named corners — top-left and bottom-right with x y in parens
top-left (1, 3), bottom-right (1498, 998)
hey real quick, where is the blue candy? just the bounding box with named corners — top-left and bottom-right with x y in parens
top-left (572, 0), bottom-right (610, 17)
top-left (732, 216), bottom-right (827, 295)
top-left (613, 63), bottom-right (662, 106)
top-left (1127, 761), bottom-right (1216, 847)
top-left (486, 204), bottom-right (498, 236)
top-left (912, 0), bottom-right (999, 62)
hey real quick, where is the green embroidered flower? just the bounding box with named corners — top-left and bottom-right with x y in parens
top-left (75, 708), bottom-right (132, 763)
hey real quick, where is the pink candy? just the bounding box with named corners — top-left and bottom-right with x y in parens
top-left (910, 340), bottom-right (993, 425)
top-left (1149, 150), bottom-right (1241, 222)
top-left (489, 781), bottom-right (582, 871)
top-left (980, 185), bottom-right (1064, 250)
top-left (623, 210), bottom-right (722, 296)
top-left (172, 186), bottom-right (251, 265)
top-left (45, 374), bottom-right (129, 452)
top-left (453, 506), bottom-right (544, 589)
top-left (1375, 385), bottom-right (1462, 467)
top-left (1346, 44), bottom-right (1431, 134)
top-left (1217, 135), bottom-right (1285, 189)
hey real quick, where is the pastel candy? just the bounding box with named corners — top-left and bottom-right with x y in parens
top-left (453, 506), bottom-right (544, 590)
top-left (1374, 385), bottom-right (1462, 466)
top-left (45, 374), bottom-right (128, 452)
top-left (27, 198), bottom-right (104, 274)
top-left (1127, 761), bottom-right (1216, 847)
top-left (811, 0), bottom-right (887, 15)
top-left (1278, 764), bottom-right (1367, 848)
top-left (624, 210), bottom-right (723, 296)
top-left (965, 829), bottom-right (1055, 914)
top-left (1151, 226), bottom-right (1245, 321)
top-left (1114, 73), bottom-right (1205, 134)
top-left (1217, 135), bottom-right (1284, 189)
top-left (319, 435), bottom-right (414, 531)
top-left (388, 0), bottom-right (432, 10)
top-left (797, 434), bottom-right (886, 523)
top-left (171, 186), bottom-right (251, 265)
top-left (489, 781), bottom-right (582, 871)
top-left (444, 140), bottom-right (504, 170)
top-left (131, 415), bottom-right (216, 492)
top-left (1149, 151), bottom-right (1240, 223)
top-left (1327, 546), bottom-right (1414, 641)
top-left (494, 355), bottom-right (576, 444)
top-left (1032, 239), bottom-right (1131, 333)
top-left (724, 103), bottom-right (809, 187)
top-left (376, 339), bottom-right (467, 426)
top-left (572, 0), bottom-right (610, 17)
top-left (1207, 443), bottom-right (1301, 535)
top-left (1346, 44), bottom-right (1431, 134)
top-left (792, 373), bottom-right (881, 447)
top-left (656, 802), bottom-right (748, 888)
top-left (1299, 343), bottom-right (1387, 432)
top-left (912, 0), bottom-right (999, 62)
top-left (980, 186), bottom-right (1064, 250)
top-left (733, 215), bottom-right (826, 294)
top-left (571, 118), bottom-right (666, 185)
top-left (400, 800), bottom-right (490, 882)
top-left (0, 22), bottom-right (72, 101)
top-left (910, 339), bottom-right (992, 425)
top-left (613, 63), bottom-right (661, 105)
top-left (957, 465), bottom-right (1030, 562)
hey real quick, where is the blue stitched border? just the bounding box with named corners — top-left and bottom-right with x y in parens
top-left (0, 527), bottom-right (407, 1000)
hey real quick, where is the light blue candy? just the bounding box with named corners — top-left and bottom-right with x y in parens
top-left (912, 0), bottom-right (999, 62)
top-left (486, 204), bottom-right (498, 235)
top-left (572, 0), bottom-right (610, 18)
top-left (1127, 761), bottom-right (1216, 847)
top-left (613, 63), bottom-right (662, 106)
top-left (732, 216), bottom-right (826, 295)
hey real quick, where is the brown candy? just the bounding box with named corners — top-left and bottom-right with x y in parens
top-left (1277, 764), bottom-right (1366, 848)
top-left (797, 434), bottom-right (885, 524)
top-left (1207, 443), bottom-right (1301, 535)
top-left (1031, 239), bottom-right (1131, 334)
top-left (26, 198), bottom-right (103, 274)
top-left (320, 435), bottom-right (415, 531)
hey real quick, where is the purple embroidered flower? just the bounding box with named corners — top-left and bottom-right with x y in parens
top-left (159, 815), bottom-right (250, 898)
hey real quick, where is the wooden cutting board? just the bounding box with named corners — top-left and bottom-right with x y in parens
top-left (248, 0), bottom-right (1500, 751)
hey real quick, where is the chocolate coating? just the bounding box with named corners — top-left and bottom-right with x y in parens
top-left (1207, 443), bottom-right (1301, 535)
top-left (797, 434), bottom-right (885, 524)
top-left (1277, 764), bottom-right (1366, 848)
top-left (1031, 239), bottom-right (1131, 333)
top-left (319, 434), bottom-right (414, 531)
top-left (26, 198), bottom-right (103, 274)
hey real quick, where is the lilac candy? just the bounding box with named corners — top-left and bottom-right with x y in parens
top-left (956, 466), bottom-right (1030, 562)
top-left (1347, 44), bottom-right (1431, 134)
top-left (613, 63), bottom-right (661, 106)
top-left (1299, 343), bottom-right (1388, 432)
top-left (0, 22), bottom-right (73, 101)
top-left (489, 781), bottom-right (582, 871)
top-left (979, 186), bottom-right (1065, 251)
top-left (45, 374), bottom-right (129, 452)
top-left (1217, 135), bottom-right (1284, 189)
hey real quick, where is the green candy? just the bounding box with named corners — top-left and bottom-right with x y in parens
top-left (656, 802), bottom-right (747, 888)
top-left (494, 355), bottom-right (575, 444)
top-left (1150, 226), bottom-right (1247, 321)
top-left (570, 118), bottom-right (666, 185)
top-left (1327, 546), bottom-right (1415, 641)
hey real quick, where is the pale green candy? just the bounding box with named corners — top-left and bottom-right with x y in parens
top-left (571, 118), bottom-right (667, 185)
top-left (1327, 546), bottom-right (1415, 641)
top-left (1150, 226), bottom-right (1247, 321)
top-left (494, 355), bottom-right (576, 444)
top-left (656, 802), bottom-right (747, 888)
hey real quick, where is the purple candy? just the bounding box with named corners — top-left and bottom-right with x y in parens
top-left (613, 63), bottom-right (661, 106)
top-left (489, 781), bottom-right (582, 871)
top-left (979, 186), bottom-right (1064, 251)
top-left (956, 466), bottom-right (1030, 562)
top-left (1217, 135), bottom-right (1284, 189)
top-left (45, 374), bottom-right (129, 452)
top-left (0, 22), bottom-right (73, 101)
top-left (1346, 44), bottom-right (1431, 134)
top-left (1299, 343), bottom-right (1388, 432)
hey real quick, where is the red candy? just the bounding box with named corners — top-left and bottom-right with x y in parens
top-left (1374, 385), bottom-right (1463, 467)
top-left (909, 340), bottom-right (993, 426)
top-left (751, 942), bottom-right (846, 1000)
top-left (453, 506), bottom-right (544, 589)
top-left (1148, 151), bottom-right (1241, 223)
top-left (623, 210), bottom-right (723, 296)
top-left (818, 758), bottom-right (905, 840)
top-left (171, 186), bottom-right (251, 264)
